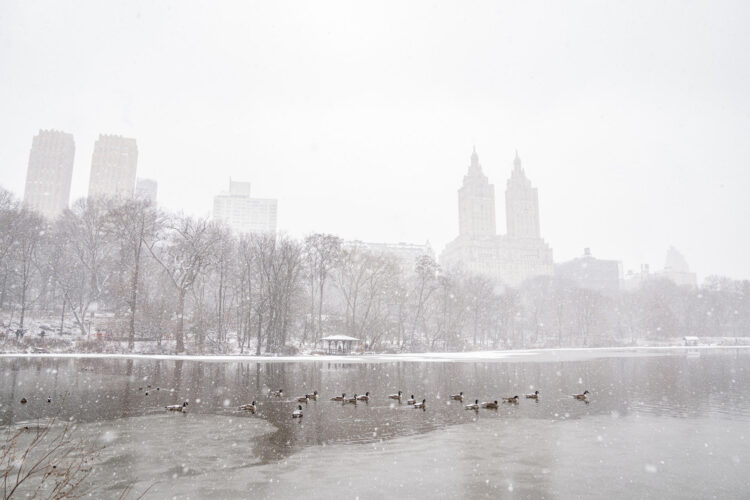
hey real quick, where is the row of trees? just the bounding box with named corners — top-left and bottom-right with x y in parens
top-left (1, 189), bottom-right (749, 353)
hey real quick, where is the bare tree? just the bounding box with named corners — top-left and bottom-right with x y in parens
top-left (496, 287), bottom-right (521, 348)
top-left (236, 235), bottom-right (258, 353)
top-left (7, 186), bottom-right (750, 355)
top-left (0, 189), bottom-right (22, 312)
top-left (425, 272), bottom-right (466, 350)
top-left (637, 279), bottom-right (678, 340)
top-left (333, 247), bottom-right (399, 345)
top-left (407, 255), bottom-right (439, 349)
top-left (0, 188), bottom-right (20, 264)
top-left (106, 199), bottom-right (159, 350)
top-left (10, 209), bottom-right (46, 332)
top-left (303, 234), bottom-right (342, 344)
top-left (464, 275), bottom-right (495, 348)
top-left (146, 215), bottom-right (215, 353)
top-left (1, 418), bottom-right (97, 499)
top-left (571, 287), bottom-right (607, 346)
top-left (548, 278), bottom-right (573, 347)
top-left (51, 198), bottom-right (113, 336)
top-left (211, 225), bottom-right (236, 348)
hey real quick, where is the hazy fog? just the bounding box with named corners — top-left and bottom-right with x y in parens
top-left (1, 0), bottom-right (749, 279)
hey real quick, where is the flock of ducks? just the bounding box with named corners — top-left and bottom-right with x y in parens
top-left (458, 390), bottom-right (545, 410)
top-left (163, 388), bottom-right (590, 418)
top-left (19, 388), bottom-right (591, 417)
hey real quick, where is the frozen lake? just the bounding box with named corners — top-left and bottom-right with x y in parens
top-left (1, 348), bottom-right (749, 499)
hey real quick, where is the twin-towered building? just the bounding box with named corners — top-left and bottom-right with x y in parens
top-left (23, 130), bottom-right (158, 219)
top-left (440, 148), bottom-right (554, 287)
top-left (439, 148), bottom-right (701, 291)
top-left (20, 133), bottom-right (697, 288)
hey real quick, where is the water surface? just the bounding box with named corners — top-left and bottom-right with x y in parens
top-left (1, 348), bottom-right (748, 498)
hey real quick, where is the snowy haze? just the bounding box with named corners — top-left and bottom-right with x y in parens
top-left (1, 0), bottom-right (749, 280)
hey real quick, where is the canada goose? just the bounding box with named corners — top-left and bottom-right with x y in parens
top-left (482, 400), bottom-right (499, 409)
top-left (414, 399), bottom-right (426, 409)
top-left (347, 394), bottom-right (358, 404)
top-left (407, 395), bottom-right (416, 405)
top-left (465, 399), bottom-right (480, 410)
top-left (166, 401), bottom-right (189, 412)
top-left (388, 391), bottom-right (403, 400)
top-left (331, 393), bottom-right (346, 401)
top-left (573, 390), bottom-right (590, 400)
top-left (270, 389), bottom-right (283, 398)
top-left (356, 392), bottom-right (370, 401)
top-left (292, 405), bottom-right (303, 418)
top-left (20, 397), bottom-right (27, 404)
top-left (502, 396), bottom-right (519, 404)
top-left (307, 391), bottom-right (318, 400)
top-left (239, 401), bottom-right (257, 413)
top-left (47, 397), bottom-right (51, 403)
top-left (450, 392), bottom-right (464, 401)
top-left (296, 395), bottom-right (309, 403)
top-left (525, 391), bottom-right (540, 399)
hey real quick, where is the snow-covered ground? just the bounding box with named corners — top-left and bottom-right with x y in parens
top-left (2, 344), bottom-right (749, 364)
top-left (4, 315), bottom-right (749, 361)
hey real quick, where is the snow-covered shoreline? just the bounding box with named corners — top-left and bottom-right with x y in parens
top-left (1, 344), bottom-right (748, 364)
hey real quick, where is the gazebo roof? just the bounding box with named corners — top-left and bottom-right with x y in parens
top-left (320, 335), bottom-right (360, 342)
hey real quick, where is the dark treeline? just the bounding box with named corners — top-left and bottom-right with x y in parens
top-left (1, 189), bottom-right (749, 353)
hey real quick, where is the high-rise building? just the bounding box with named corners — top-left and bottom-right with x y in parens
top-left (440, 149), bottom-right (553, 287)
top-left (555, 248), bottom-right (622, 294)
top-left (459, 147), bottom-right (496, 237)
top-left (23, 130), bottom-right (75, 219)
top-left (88, 135), bottom-right (138, 200)
top-left (625, 248), bottom-right (698, 290)
top-left (135, 178), bottom-right (158, 204)
top-left (660, 246), bottom-right (697, 288)
top-left (506, 152), bottom-right (541, 239)
top-left (213, 180), bottom-right (277, 234)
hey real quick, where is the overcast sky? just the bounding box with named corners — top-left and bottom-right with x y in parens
top-left (1, 0), bottom-right (749, 281)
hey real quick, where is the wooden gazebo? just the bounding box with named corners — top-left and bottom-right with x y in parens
top-left (319, 335), bottom-right (360, 354)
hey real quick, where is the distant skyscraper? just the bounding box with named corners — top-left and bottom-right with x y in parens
top-left (660, 246), bottom-right (697, 287)
top-left (135, 178), bottom-right (158, 204)
top-left (88, 135), bottom-right (138, 200)
top-left (23, 130), bottom-right (75, 219)
top-left (505, 151), bottom-right (541, 239)
top-left (459, 147), bottom-right (496, 237)
top-left (441, 148), bottom-right (553, 287)
top-left (213, 180), bottom-right (277, 234)
top-left (556, 248), bottom-right (622, 293)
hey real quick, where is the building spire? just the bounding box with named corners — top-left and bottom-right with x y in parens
top-left (514, 149), bottom-right (522, 170)
top-left (471, 146), bottom-right (479, 167)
